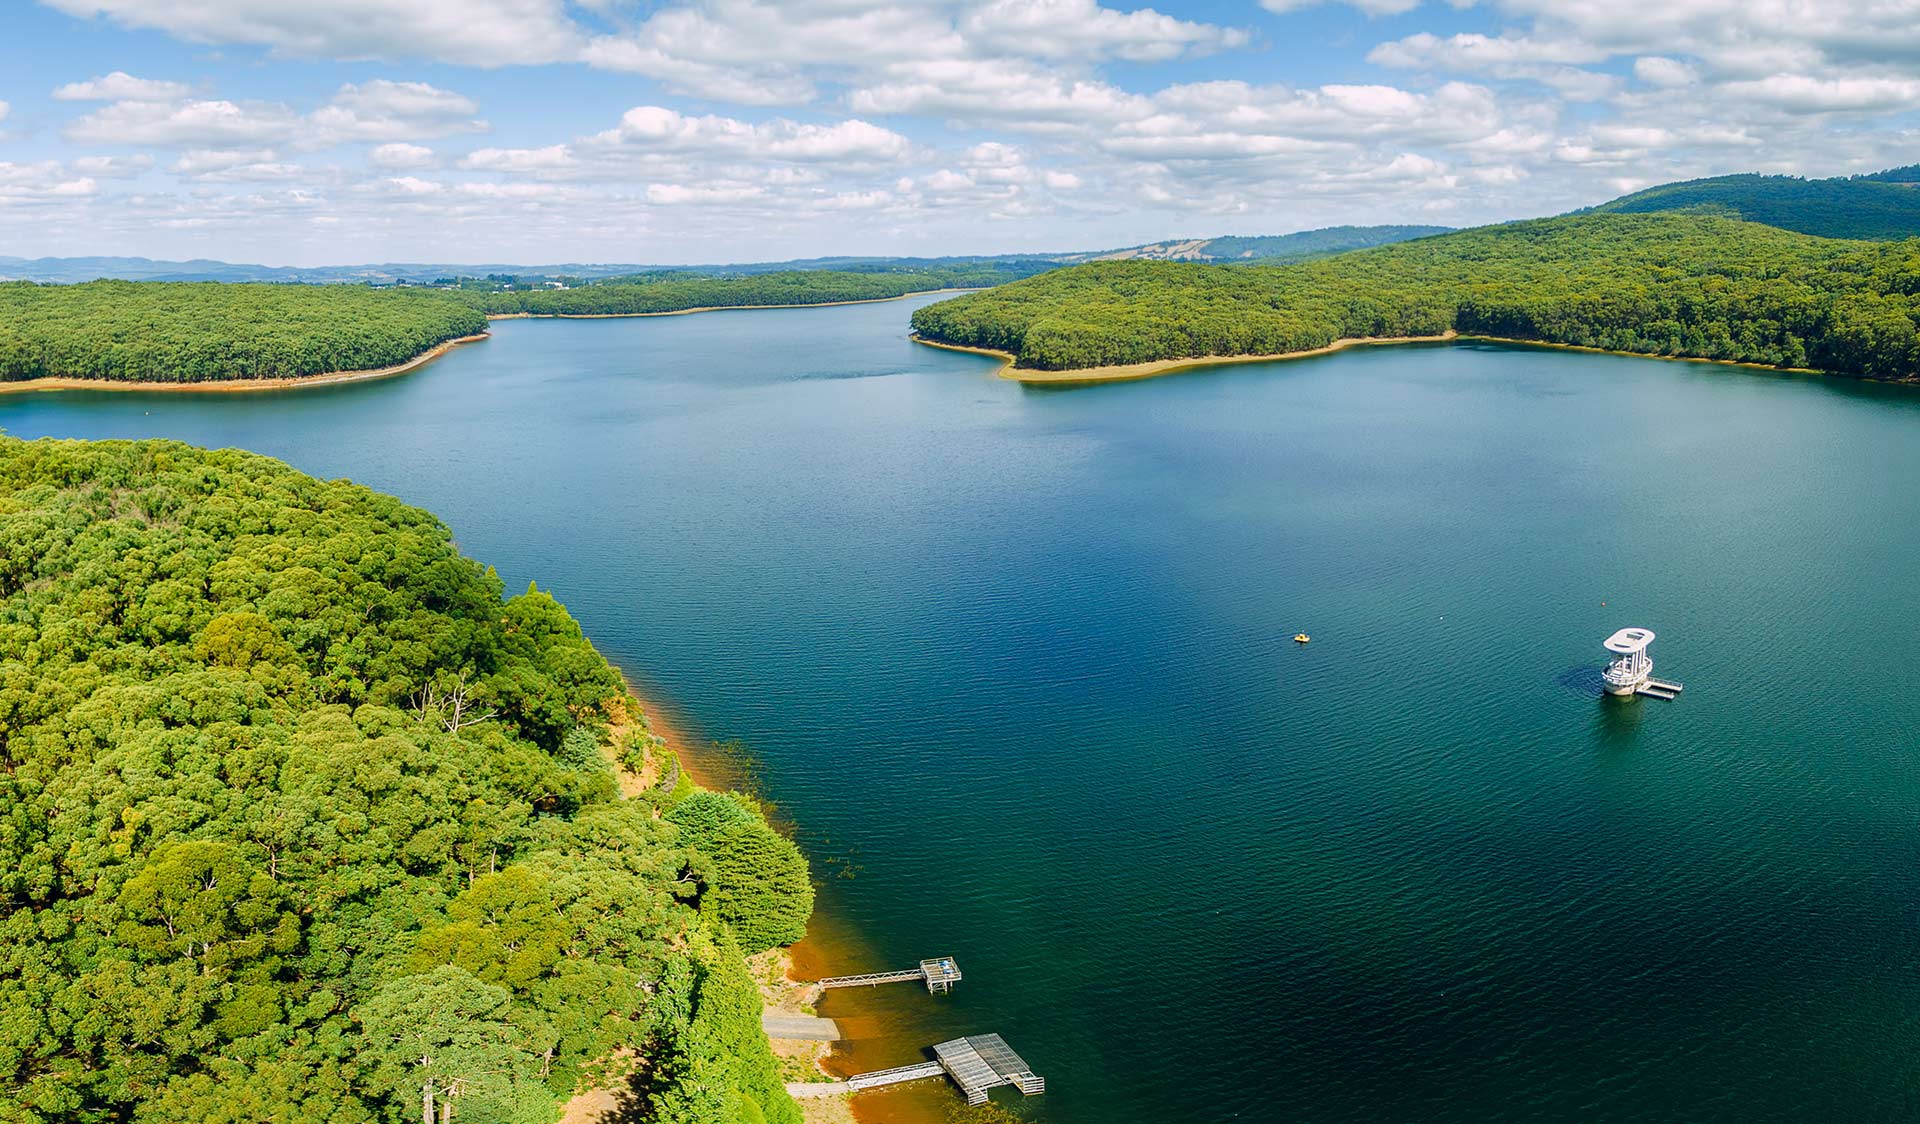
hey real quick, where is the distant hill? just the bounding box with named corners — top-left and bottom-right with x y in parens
top-left (1588, 168), bottom-right (1920, 240)
top-left (0, 228), bottom-right (1451, 286)
top-left (0, 252), bottom-right (1073, 285)
top-left (0, 255), bottom-right (661, 285)
top-left (1061, 225), bottom-right (1452, 264)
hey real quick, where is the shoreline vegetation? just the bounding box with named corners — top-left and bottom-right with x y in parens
top-left (914, 329), bottom-right (1838, 385)
top-left (578, 679), bottom-right (868, 1124)
top-left (0, 331), bottom-right (492, 395)
top-left (615, 679), bottom-right (931, 1124)
top-left (0, 279), bottom-right (489, 385)
top-left (910, 213), bottom-right (1920, 383)
top-left (914, 330), bottom-right (1459, 383)
top-left (0, 435), bottom-right (814, 1124)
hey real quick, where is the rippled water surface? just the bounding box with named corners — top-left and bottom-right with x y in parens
top-left (10, 296), bottom-right (1920, 1122)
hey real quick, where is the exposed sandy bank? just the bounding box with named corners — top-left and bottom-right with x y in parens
top-left (915, 329), bottom-right (1855, 385)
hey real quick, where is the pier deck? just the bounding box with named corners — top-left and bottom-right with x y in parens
top-left (839, 1034), bottom-right (1046, 1105)
top-left (933, 1034), bottom-right (1046, 1105)
top-left (1636, 677), bottom-right (1684, 701)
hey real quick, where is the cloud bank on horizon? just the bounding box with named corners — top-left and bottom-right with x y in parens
top-left (1, 0), bottom-right (1917, 264)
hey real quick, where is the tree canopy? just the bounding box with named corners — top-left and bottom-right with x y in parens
top-left (0, 436), bottom-right (804, 1124)
top-left (665, 793), bottom-right (813, 955)
top-left (910, 212), bottom-right (1920, 378)
top-left (0, 281), bottom-right (487, 383)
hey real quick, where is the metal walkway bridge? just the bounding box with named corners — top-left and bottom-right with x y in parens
top-left (816, 956), bottom-right (961, 994)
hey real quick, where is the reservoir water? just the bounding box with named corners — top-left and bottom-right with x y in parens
top-left (8, 294), bottom-right (1920, 1122)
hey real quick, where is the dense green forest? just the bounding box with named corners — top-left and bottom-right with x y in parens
top-left (467, 263), bottom-right (1045, 317)
top-left (0, 437), bottom-right (812, 1124)
top-left (910, 213), bottom-right (1920, 377)
top-left (1590, 172), bottom-right (1920, 240)
top-left (0, 281), bottom-right (487, 383)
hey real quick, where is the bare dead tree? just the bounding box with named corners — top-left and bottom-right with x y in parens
top-left (409, 671), bottom-right (497, 734)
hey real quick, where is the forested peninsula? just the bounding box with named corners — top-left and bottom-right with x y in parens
top-left (0, 436), bottom-right (813, 1124)
top-left (0, 281), bottom-right (488, 385)
top-left (909, 213), bottom-right (1920, 381)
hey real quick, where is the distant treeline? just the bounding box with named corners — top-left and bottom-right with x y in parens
top-left (465, 264), bottom-right (1049, 317)
top-left (910, 213), bottom-right (1920, 378)
top-left (0, 280), bottom-right (487, 383)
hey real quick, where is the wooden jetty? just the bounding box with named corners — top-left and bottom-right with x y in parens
top-left (839, 1034), bottom-right (1045, 1105)
top-left (816, 956), bottom-right (962, 994)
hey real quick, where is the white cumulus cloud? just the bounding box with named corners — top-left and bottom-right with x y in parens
top-left (62, 80), bottom-right (486, 149)
top-left (40, 0), bottom-right (583, 66)
top-left (65, 98), bottom-right (300, 147)
top-left (52, 71), bottom-right (191, 101)
top-left (368, 142), bottom-right (436, 169)
top-left (596, 107), bottom-right (912, 165)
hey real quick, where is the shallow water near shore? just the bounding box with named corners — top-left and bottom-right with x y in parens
top-left (10, 296), bottom-right (1920, 1122)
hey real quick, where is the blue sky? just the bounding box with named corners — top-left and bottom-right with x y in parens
top-left (2, 0), bottom-right (1917, 265)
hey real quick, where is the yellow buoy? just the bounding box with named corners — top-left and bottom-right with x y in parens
top-left (1293, 633), bottom-right (1311, 644)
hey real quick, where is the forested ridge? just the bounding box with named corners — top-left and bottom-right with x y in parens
top-left (1590, 172), bottom-right (1920, 240)
top-left (910, 213), bottom-right (1920, 377)
top-left (0, 437), bottom-right (811, 1124)
top-left (0, 281), bottom-right (488, 384)
top-left (466, 264), bottom-right (1035, 317)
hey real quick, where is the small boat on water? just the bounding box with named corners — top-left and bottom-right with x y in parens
top-left (1293, 633), bottom-right (1311, 644)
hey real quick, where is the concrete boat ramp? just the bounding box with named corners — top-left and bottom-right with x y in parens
top-left (760, 1012), bottom-right (842, 1041)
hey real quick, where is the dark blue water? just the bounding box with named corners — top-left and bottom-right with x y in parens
top-left (10, 297), bottom-right (1920, 1123)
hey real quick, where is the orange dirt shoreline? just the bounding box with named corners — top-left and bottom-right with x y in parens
top-left (913, 330), bottom-right (1849, 385)
top-left (0, 332), bottom-right (493, 395)
top-left (914, 331), bottom-right (1459, 383)
top-left (614, 673), bottom-right (937, 1124)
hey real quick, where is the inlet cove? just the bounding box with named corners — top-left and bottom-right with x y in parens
top-left (8, 294), bottom-right (1920, 1123)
